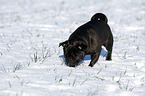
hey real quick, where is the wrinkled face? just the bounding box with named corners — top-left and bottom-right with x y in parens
top-left (64, 45), bottom-right (85, 67)
top-left (59, 41), bottom-right (87, 67)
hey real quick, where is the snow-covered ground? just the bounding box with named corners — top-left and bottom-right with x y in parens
top-left (0, 0), bottom-right (145, 96)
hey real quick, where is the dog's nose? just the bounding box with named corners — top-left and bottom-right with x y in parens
top-left (67, 62), bottom-right (76, 67)
top-left (65, 61), bottom-right (74, 67)
top-left (69, 65), bottom-right (75, 67)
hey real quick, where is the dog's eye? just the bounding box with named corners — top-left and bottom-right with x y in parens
top-left (76, 56), bottom-right (79, 60)
top-left (63, 44), bottom-right (68, 47)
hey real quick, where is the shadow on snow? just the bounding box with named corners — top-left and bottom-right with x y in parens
top-left (59, 48), bottom-right (107, 67)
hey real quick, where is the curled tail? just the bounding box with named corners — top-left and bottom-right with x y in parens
top-left (91, 13), bottom-right (108, 23)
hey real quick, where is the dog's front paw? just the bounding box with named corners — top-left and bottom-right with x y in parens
top-left (88, 63), bottom-right (94, 67)
top-left (106, 57), bottom-right (112, 61)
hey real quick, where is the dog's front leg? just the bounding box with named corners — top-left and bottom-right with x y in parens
top-left (88, 48), bottom-right (101, 67)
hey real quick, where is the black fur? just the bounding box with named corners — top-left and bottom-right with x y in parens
top-left (59, 13), bottom-right (113, 67)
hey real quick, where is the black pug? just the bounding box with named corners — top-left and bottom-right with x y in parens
top-left (59, 13), bottom-right (113, 67)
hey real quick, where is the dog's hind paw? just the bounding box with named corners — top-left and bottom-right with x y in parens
top-left (106, 58), bottom-right (112, 61)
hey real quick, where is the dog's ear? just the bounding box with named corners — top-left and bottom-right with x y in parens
top-left (74, 41), bottom-right (87, 51)
top-left (59, 40), bottom-right (69, 47)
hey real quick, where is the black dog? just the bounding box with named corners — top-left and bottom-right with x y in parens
top-left (59, 13), bottom-right (113, 67)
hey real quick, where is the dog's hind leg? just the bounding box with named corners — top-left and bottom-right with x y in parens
top-left (105, 37), bottom-right (113, 60)
top-left (88, 47), bottom-right (102, 67)
top-left (106, 47), bottom-right (112, 60)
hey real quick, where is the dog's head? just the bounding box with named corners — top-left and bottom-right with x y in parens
top-left (59, 40), bottom-right (87, 67)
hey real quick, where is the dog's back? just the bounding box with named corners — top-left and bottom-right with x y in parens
top-left (69, 13), bottom-right (111, 45)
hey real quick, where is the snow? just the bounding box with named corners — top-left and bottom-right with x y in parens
top-left (0, 0), bottom-right (145, 96)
